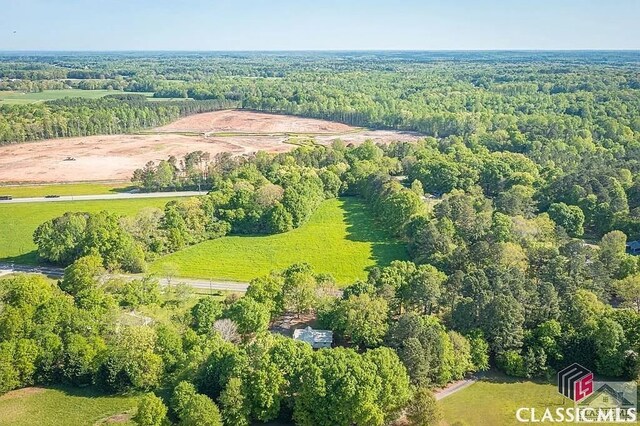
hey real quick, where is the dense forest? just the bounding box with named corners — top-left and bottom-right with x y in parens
top-left (0, 95), bottom-right (238, 142)
top-left (2, 52), bottom-right (640, 425)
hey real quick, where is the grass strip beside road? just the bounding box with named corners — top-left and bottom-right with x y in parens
top-left (0, 182), bottom-right (132, 198)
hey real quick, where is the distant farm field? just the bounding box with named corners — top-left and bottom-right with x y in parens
top-left (0, 386), bottom-right (138, 426)
top-left (0, 182), bottom-right (131, 198)
top-left (152, 197), bottom-right (407, 285)
top-left (0, 89), bottom-right (128, 105)
top-left (0, 197), bottom-right (179, 264)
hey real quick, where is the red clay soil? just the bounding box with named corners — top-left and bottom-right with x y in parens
top-left (0, 133), bottom-right (290, 183)
top-left (154, 110), bottom-right (355, 134)
top-left (0, 111), bottom-right (421, 184)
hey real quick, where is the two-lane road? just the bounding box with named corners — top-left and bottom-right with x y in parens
top-left (0, 191), bottom-right (207, 204)
top-left (0, 263), bottom-right (64, 277)
top-left (0, 262), bottom-right (248, 293)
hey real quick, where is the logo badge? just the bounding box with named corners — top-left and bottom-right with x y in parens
top-left (558, 363), bottom-right (593, 402)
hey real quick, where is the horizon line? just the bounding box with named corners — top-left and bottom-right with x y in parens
top-left (0, 48), bottom-right (639, 53)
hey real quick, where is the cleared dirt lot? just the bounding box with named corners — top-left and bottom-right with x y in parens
top-left (0, 133), bottom-right (289, 183)
top-left (154, 110), bottom-right (355, 134)
top-left (0, 111), bottom-right (421, 183)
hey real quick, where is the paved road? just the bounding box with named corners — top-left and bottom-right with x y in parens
top-left (0, 263), bottom-right (249, 293)
top-left (0, 191), bottom-right (207, 204)
top-left (435, 374), bottom-right (481, 400)
top-left (157, 276), bottom-right (248, 293)
top-left (0, 263), bottom-right (64, 277)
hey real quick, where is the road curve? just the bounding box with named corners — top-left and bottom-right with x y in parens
top-left (0, 191), bottom-right (207, 204)
top-left (434, 372), bottom-right (485, 400)
top-left (0, 262), bottom-right (249, 293)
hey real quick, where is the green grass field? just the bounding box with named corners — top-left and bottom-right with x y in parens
top-left (441, 379), bottom-right (565, 425)
top-left (0, 182), bottom-right (132, 198)
top-left (152, 197), bottom-right (407, 285)
top-left (0, 197), bottom-right (178, 264)
top-left (0, 387), bottom-right (138, 426)
top-left (0, 89), bottom-right (129, 105)
top-left (440, 374), bottom-right (631, 425)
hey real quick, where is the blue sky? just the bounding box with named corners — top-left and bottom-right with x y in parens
top-left (1, 0), bottom-right (639, 51)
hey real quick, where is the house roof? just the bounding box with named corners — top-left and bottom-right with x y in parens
top-left (580, 384), bottom-right (634, 406)
top-left (626, 241), bottom-right (640, 250)
top-left (293, 326), bottom-right (333, 345)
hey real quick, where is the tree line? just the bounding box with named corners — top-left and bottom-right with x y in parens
top-left (0, 95), bottom-right (239, 144)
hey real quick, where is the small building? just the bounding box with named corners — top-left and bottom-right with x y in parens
top-left (626, 241), bottom-right (640, 255)
top-left (579, 384), bottom-right (635, 421)
top-left (580, 384), bottom-right (633, 408)
top-left (293, 326), bottom-right (333, 349)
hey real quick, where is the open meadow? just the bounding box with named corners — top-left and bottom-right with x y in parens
top-left (0, 197), bottom-right (179, 264)
top-left (152, 197), bottom-right (407, 285)
top-left (0, 387), bottom-right (138, 426)
top-left (441, 379), bottom-right (566, 426)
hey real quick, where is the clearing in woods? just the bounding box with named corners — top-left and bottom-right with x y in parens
top-left (153, 109), bottom-right (356, 133)
top-left (0, 110), bottom-right (421, 184)
top-left (151, 197), bottom-right (408, 285)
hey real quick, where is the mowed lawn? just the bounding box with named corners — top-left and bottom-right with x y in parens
top-left (0, 182), bottom-right (132, 199)
top-left (0, 387), bottom-right (138, 426)
top-left (440, 375), bottom-right (628, 426)
top-left (152, 197), bottom-right (407, 285)
top-left (0, 197), bottom-right (179, 264)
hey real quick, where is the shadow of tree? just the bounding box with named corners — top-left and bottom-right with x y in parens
top-left (48, 385), bottom-right (132, 400)
top-left (0, 250), bottom-right (39, 265)
top-left (341, 197), bottom-right (408, 272)
top-left (478, 368), bottom-right (555, 386)
top-left (109, 185), bottom-right (137, 194)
